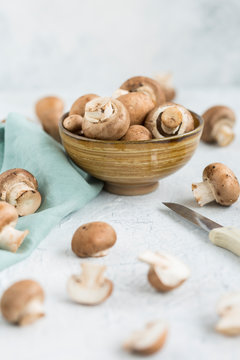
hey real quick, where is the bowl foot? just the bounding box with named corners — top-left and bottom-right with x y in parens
top-left (104, 181), bottom-right (159, 196)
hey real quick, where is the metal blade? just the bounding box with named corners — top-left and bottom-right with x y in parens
top-left (162, 202), bottom-right (222, 232)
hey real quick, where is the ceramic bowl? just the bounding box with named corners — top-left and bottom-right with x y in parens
top-left (59, 111), bottom-right (203, 195)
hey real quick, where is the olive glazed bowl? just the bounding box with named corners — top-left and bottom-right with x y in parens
top-left (59, 111), bottom-right (203, 196)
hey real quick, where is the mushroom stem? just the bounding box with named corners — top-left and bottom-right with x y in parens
top-left (6, 182), bottom-right (41, 216)
top-left (161, 107), bottom-right (183, 135)
top-left (213, 122), bottom-right (235, 147)
top-left (138, 251), bottom-right (169, 268)
top-left (192, 181), bottom-right (215, 206)
top-left (81, 263), bottom-right (106, 287)
top-left (0, 224), bottom-right (28, 252)
top-left (19, 298), bottom-right (45, 326)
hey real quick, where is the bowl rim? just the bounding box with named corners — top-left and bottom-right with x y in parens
top-left (59, 110), bottom-right (204, 144)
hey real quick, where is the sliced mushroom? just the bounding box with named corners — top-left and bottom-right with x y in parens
top-left (216, 292), bottom-right (240, 336)
top-left (192, 163), bottom-right (240, 207)
top-left (63, 114), bottom-right (83, 133)
top-left (120, 76), bottom-right (166, 105)
top-left (138, 250), bottom-right (190, 292)
top-left (154, 73), bottom-right (176, 101)
top-left (82, 97), bottom-right (130, 140)
top-left (124, 320), bottom-right (168, 355)
top-left (35, 96), bottom-right (64, 141)
top-left (0, 280), bottom-right (45, 326)
top-left (145, 103), bottom-right (194, 138)
top-left (69, 94), bottom-right (99, 117)
top-left (118, 92), bottom-right (154, 125)
top-left (0, 202), bottom-right (28, 252)
top-left (67, 263), bottom-right (113, 305)
top-left (71, 221), bottom-right (117, 257)
top-left (122, 125), bottom-right (152, 141)
top-left (0, 168), bottom-right (42, 216)
top-left (201, 106), bottom-right (235, 146)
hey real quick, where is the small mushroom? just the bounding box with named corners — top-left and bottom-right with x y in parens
top-left (82, 97), bottom-right (130, 140)
top-left (201, 105), bottom-right (236, 147)
top-left (154, 72), bottom-right (176, 101)
top-left (145, 104), bottom-right (194, 138)
top-left (0, 280), bottom-right (45, 326)
top-left (0, 168), bottom-right (42, 216)
top-left (63, 114), bottom-right (83, 133)
top-left (0, 202), bottom-right (28, 252)
top-left (138, 250), bottom-right (190, 292)
top-left (192, 163), bottom-right (240, 207)
top-left (67, 263), bottom-right (113, 305)
top-left (120, 76), bottom-right (166, 105)
top-left (216, 292), bottom-right (240, 336)
top-left (72, 221), bottom-right (117, 257)
top-left (35, 96), bottom-right (64, 141)
top-left (122, 125), bottom-right (152, 141)
top-left (123, 320), bottom-right (168, 355)
top-left (118, 92), bottom-right (154, 125)
top-left (69, 94), bottom-right (99, 117)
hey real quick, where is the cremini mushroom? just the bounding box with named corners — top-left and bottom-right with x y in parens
top-left (120, 76), bottom-right (166, 105)
top-left (0, 202), bottom-right (28, 252)
top-left (201, 105), bottom-right (236, 147)
top-left (154, 73), bottom-right (176, 101)
top-left (0, 280), bottom-right (45, 326)
top-left (138, 250), bottom-right (190, 292)
top-left (82, 97), bottom-right (130, 140)
top-left (123, 320), bottom-right (168, 355)
top-left (122, 125), bottom-right (152, 141)
top-left (192, 163), bottom-right (240, 207)
top-left (35, 96), bottom-right (64, 141)
top-left (67, 263), bottom-right (113, 305)
top-left (118, 92), bottom-right (154, 125)
top-left (69, 94), bottom-right (99, 117)
top-left (145, 103), bottom-right (194, 138)
top-left (63, 114), bottom-right (83, 134)
top-left (72, 221), bottom-right (117, 257)
top-left (0, 168), bottom-right (42, 216)
top-left (216, 292), bottom-right (240, 336)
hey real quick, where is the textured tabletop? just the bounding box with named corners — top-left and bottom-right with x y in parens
top-left (0, 88), bottom-right (240, 360)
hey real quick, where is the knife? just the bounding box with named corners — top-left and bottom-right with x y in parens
top-left (162, 202), bottom-right (240, 256)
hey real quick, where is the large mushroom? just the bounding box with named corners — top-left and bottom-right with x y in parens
top-left (82, 97), bottom-right (130, 140)
top-left (0, 280), bottom-right (45, 326)
top-left (145, 103), bottom-right (194, 138)
top-left (0, 169), bottom-right (42, 216)
top-left (201, 106), bottom-right (236, 146)
top-left (192, 163), bottom-right (240, 207)
top-left (0, 202), bottom-right (28, 252)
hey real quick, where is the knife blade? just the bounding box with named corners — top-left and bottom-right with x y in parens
top-left (162, 202), bottom-right (240, 256)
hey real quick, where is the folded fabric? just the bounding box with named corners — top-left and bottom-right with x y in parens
top-left (0, 113), bottom-right (103, 271)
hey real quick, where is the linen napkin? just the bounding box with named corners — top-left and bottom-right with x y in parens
top-left (0, 113), bottom-right (103, 271)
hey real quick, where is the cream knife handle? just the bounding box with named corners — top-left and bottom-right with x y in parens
top-left (209, 227), bottom-right (240, 256)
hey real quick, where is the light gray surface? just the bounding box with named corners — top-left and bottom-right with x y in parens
top-left (0, 88), bottom-right (239, 359)
top-left (1, 0), bottom-right (240, 91)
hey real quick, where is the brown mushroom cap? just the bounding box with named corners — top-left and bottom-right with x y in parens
top-left (0, 201), bottom-right (18, 231)
top-left (120, 76), bottom-right (166, 105)
top-left (118, 92), bottom-right (154, 125)
top-left (201, 106), bottom-right (236, 143)
top-left (72, 221), bottom-right (117, 257)
top-left (122, 125), bottom-right (152, 141)
top-left (69, 94), bottom-right (99, 117)
top-left (0, 280), bottom-right (44, 325)
top-left (203, 163), bottom-right (240, 206)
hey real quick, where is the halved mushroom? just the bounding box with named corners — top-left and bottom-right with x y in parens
top-left (67, 263), bottom-right (113, 305)
top-left (138, 250), bottom-right (190, 292)
top-left (82, 97), bottom-right (130, 140)
top-left (69, 94), bottom-right (99, 117)
top-left (63, 114), bottom-right (83, 134)
top-left (71, 221), bottom-right (117, 258)
top-left (118, 92), bottom-right (154, 125)
top-left (216, 292), bottom-right (240, 336)
top-left (122, 125), bottom-right (152, 141)
top-left (154, 73), bottom-right (176, 101)
top-left (201, 106), bottom-right (236, 147)
top-left (0, 280), bottom-right (45, 326)
top-left (0, 169), bottom-right (42, 216)
top-left (192, 163), bottom-right (240, 207)
top-left (145, 103), bottom-right (194, 138)
top-left (124, 320), bottom-right (168, 355)
top-left (0, 202), bottom-right (28, 252)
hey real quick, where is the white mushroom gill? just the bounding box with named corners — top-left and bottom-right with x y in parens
top-left (192, 181), bottom-right (215, 206)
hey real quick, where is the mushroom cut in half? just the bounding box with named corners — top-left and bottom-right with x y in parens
top-left (216, 292), bottom-right (240, 336)
top-left (0, 169), bottom-right (42, 216)
top-left (201, 105), bottom-right (236, 147)
top-left (138, 251), bottom-right (190, 292)
top-left (0, 280), bottom-right (45, 326)
top-left (69, 94), bottom-right (99, 117)
top-left (124, 320), bottom-right (168, 355)
top-left (120, 76), bottom-right (166, 106)
top-left (145, 103), bottom-right (194, 139)
top-left (67, 263), bottom-right (113, 305)
top-left (82, 97), bottom-right (130, 140)
top-left (192, 163), bottom-right (240, 207)
top-left (0, 202), bottom-right (28, 252)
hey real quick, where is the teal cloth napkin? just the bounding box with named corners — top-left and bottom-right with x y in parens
top-left (0, 113), bottom-right (103, 271)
